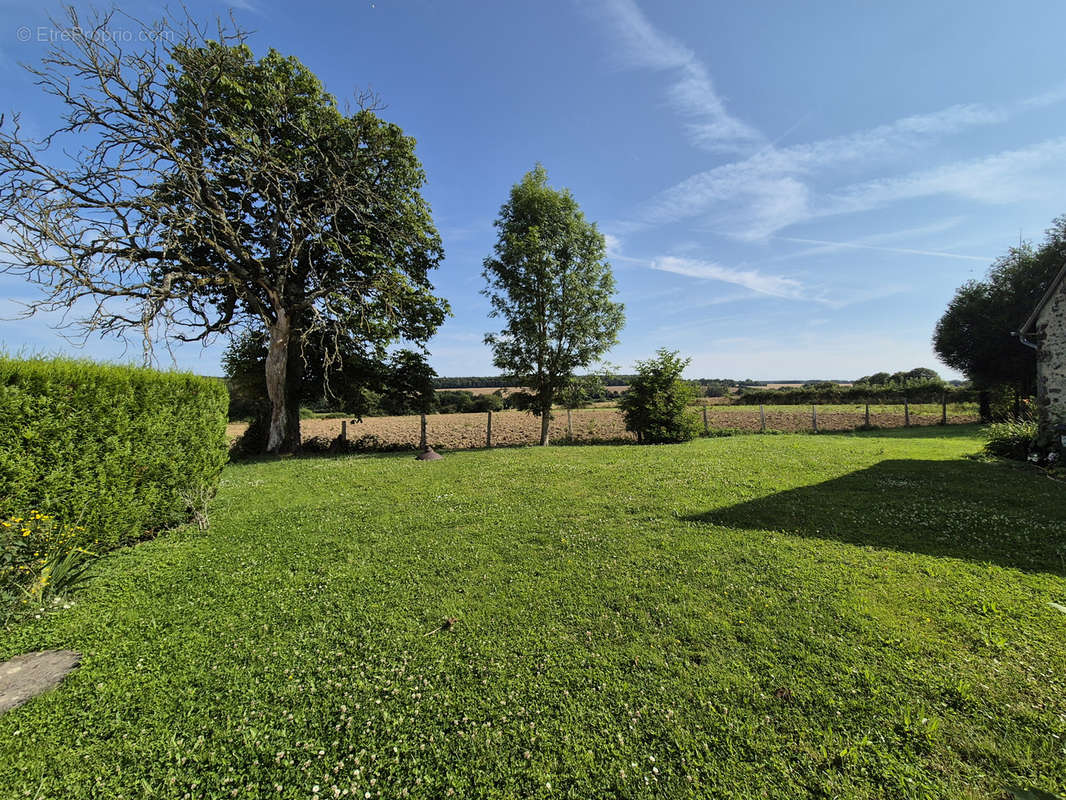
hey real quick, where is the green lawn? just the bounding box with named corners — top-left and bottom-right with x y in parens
top-left (2, 427), bottom-right (1065, 798)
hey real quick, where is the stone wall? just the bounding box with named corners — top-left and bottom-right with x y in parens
top-left (1035, 280), bottom-right (1066, 451)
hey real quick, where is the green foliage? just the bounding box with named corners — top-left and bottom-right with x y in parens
top-left (3, 429), bottom-right (1066, 797)
top-left (619, 349), bottom-right (701, 443)
top-left (737, 379), bottom-right (967, 405)
top-left (0, 19), bottom-right (449, 455)
top-left (559, 374), bottom-right (606, 409)
top-left (435, 390), bottom-right (475, 414)
top-left (0, 356), bottom-right (229, 550)
top-left (472, 392), bottom-right (504, 413)
top-left (855, 367), bottom-right (941, 386)
top-left (379, 351), bottom-right (437, 416)
top-left (223, 329), bottom-right (437, 429)
top-left (934, 217), bottom-right (1066, 395)
top-left (482, 165), bottom-right (624, 440)
top-left (982, 420), bottom-right (1039, 460)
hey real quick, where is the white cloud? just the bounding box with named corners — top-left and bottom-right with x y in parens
top-left (633, 103), bottom-right (1016, 240)
top-left (588, 3), bottom-right (1066, 242)
top-left (603, 232), bottom-right (623, 256)
top-left (650, 255), bottom-right (805, 299)
top-left (764, 218), bottom-right (967, 263)
top-left (824, 137), bottom-right (1066, 216)
top-left (588, 0), bottom-right (763, 151)
top-left (776, 236), bottom-right (990, 263)
top-left (1019, 80), bottom-right (1066, 110)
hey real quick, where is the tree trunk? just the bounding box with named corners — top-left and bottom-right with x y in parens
top-left (539, 410), bottom-right (550, 446)
top-left (978, 389), bottom-right (992, 423)
top-left (264, 312), bottom-right (302, 454)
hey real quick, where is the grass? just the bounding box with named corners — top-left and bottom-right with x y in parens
top-left (1, 426), bottom-right (1065, 798)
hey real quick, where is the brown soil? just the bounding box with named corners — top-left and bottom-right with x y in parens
top-left (226, 407), bottom-right (978, 450)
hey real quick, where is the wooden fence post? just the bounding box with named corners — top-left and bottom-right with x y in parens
top-left (340, 419), bottom-right (347, 443)
top-left (812, 404), bottom-right (818, 433)
top-left (904, 397), bottom-right (910, 427)
top-left (702, 405), bottom-right (709, 435)
top-left (419, 413), bottom-right (428, 451)
top-left (864, 403), bottom-right (870, 427)
top-left (486, 410), bottom-right (492, 448)
top-left (759, 404), bottom-right (766, 433)
top-left (940, 392), bottom-right (947, 425)
top-left (567, 407), bottom-right (573, 438)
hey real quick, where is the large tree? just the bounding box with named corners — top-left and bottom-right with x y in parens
top-left (222, 328), bottom-right (436, 437)
top-left (0, 9), bottom-right (448, 453)
top-left (482, 165), bottom-right (624, 445)
top-left (933, 218), bottom-right (1066, 417)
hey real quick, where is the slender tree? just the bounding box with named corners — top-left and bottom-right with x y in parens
top-left (0, 8), bottom-right (448, 453)
top-left (482, 166), bottom-right (624, 445)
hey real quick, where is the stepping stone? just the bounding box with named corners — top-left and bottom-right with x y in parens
top-left (0, 650), bottom-right (81, 714)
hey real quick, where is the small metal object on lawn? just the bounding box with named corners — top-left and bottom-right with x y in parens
top-left (415, 446), bottom-right (442, 461)
top-left (425, 617), bottom-right (458, 635)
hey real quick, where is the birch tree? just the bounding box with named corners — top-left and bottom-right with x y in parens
top-left (482, 165), bottom-right (624, 445)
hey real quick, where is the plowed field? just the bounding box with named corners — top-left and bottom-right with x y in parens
top-left (227, 404), bottom-right (980, 449)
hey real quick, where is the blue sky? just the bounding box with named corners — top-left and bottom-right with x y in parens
top-left (3, 0), bottom-right (1066, 379)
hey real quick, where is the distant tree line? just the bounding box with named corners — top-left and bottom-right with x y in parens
top-left (433, 375), bottom-right (765, 393)
top-left (736, 370), bottom-right (975, 405)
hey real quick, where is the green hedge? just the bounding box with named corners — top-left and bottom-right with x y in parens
top-left (735, 381), bottom-right (977, 405)
top-left (0, 356), bottom-right (229, 548)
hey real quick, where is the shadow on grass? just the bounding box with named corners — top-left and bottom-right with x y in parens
top-left (687, 458), bottom-right (1066, 575)
top-left (817, 423), bottom-right (985, 440)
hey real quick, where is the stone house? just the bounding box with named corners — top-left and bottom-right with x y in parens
top-left (1020, 262), bottom-right (1066, 451)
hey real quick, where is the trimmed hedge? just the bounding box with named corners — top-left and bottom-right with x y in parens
top-left (0, 356), bottom-right (229, 548)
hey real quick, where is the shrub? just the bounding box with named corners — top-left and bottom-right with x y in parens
top-left (619, 349), bottom-right (701, 444)
top-left (0, 356), bottom-right (229, 551)
top-left (436, 390), bottom-right (476, 414)
top-left (471, 393), bottom-right (504, 413)
top-left (982, 420), bottom-right (1038, 460)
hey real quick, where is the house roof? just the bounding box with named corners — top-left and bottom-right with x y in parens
top-left (1021, 261), bottom-right (1066, 334)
